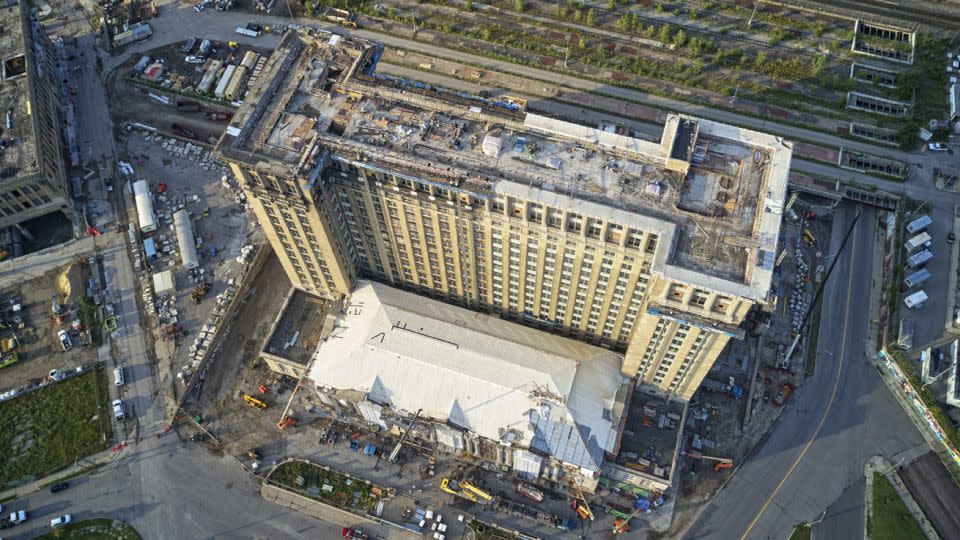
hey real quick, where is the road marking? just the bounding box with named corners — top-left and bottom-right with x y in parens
top-left (739, 215), bottom-right (860, 540)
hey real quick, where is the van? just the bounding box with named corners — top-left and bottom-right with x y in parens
top-left (113, 367), bottom-right (125, 387)
top-left (112, 399), bottom-right (125, 421)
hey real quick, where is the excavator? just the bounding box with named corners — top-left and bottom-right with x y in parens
top-left (277, 416), bottom-right (298, 430)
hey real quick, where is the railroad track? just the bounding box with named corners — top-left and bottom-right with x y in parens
top-left (769, 0), bottom-right (960, 33)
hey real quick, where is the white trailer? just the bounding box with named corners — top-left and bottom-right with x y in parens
top-left (903, 268), bottom-right (931, 288)
top-left (235, 27), bottom-right (260, 37)
top-left (905, 232), bottom-right (932, 251)
top-left (906, 214), bottom-right (932, 234)
top-left (133, 180), bottom-right (157, 233)
top-left (214, 65), bottom-right (236, 99)
top-left (904, 290), bottom-right (928, 309)
top-left (907, 249), bottom-right (933, 268)
top-left (173, 210), bottom-right (200, 270)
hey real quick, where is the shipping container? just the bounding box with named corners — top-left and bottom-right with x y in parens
top-left (906, 214), bottom-right (932, 234)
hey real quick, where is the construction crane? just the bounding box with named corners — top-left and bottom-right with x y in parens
top-left (460, 480), bottom-right (494, 502)
top-left (440, 478), bottom-right (478, 502)
top-left (573, 487), bottom-right (594, 520)
top-left (684, 452), bottom-right (734, 471)
top-left (243, 394), bottom-right (267, 410)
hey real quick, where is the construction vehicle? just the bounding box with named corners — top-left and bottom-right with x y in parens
top-left (801, 228), bottom-right (817, 246)
top-left (440, 478), bottom-right (479, 502)
top-left (247, 448), bottom-right (262, 460)
top-left (277, 416), bottom-right (297, 430)
top-left (161, 324), bottom-right (183, 341)
top-left (0, 351), bottom-right (18, 369)
top-left (205, 111), bottom-right (233, 121)
top-left (684, 452), bottom-right (734, 471)
top-left (1, 335), bottom-right (18, 353)
top-left (460, 480), bottom-right (494, 502)
top-left (572, 487), bottom-right (594, 520)
top-left (191, 282), bottom-right (212, 303)
top-left (772, 383), bottom-right (794, 407)
top-left (243, 394), bottom-right (267, 409)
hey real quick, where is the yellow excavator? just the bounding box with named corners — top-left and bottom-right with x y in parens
top-left (243, 394), bottom-right (267, 409)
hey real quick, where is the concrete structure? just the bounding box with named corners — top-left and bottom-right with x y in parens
top-left (0, 1), bottom-right (72, 229)
top-left (216, 31), bottom-right (791, 400)
top-left (305, 280), bottom-right (631, 492)
top-left (260, 288), bottom-right (334, 378)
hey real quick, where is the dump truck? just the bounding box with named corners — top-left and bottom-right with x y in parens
top-left (772, 383), bottom-right (794, 407)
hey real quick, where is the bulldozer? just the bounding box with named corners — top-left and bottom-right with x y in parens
top-left (243, 394), bottom-right (267, 410)
top-left (191, 282), bottom-right (212, 303)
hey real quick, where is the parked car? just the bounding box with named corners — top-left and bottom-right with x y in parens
top-left (57, 330), bottom-right (71, 351)
top-left (49, 482), bottom-right (69, 493)
top-left (112, 399), bottom-right (125, 421)
top-left (184, 55), bottom-right (204, 64)
top-left (194, 3), bottom-right (204, 11)
top-left (9, 510), bottom-right (27, 524)
top-left (50, 515), bottom-right (71, 528)
top-left (928, 142), bottom-right (948, 151)
top-left (949, 232), bottom-right (956, 244)
top-left (341, 527), bottom-right (369, 540)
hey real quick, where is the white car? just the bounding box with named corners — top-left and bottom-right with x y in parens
top-left (50, 515), bottom-right (71, 528)
top-left (185, 55), bottom-right (204, 64)
top-left (57, 330), bottom-right (71, 351)
top-left (112, 399), bottom-right (125, 421)
top-left (194, 3), bottom-right (204, 11)
top-left (928, 142), bottom-right (948, 151)
top-left (9, 510), bottom-right (27, 523)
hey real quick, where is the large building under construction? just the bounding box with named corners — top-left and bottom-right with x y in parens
top-left (216, 30), bottom-right (791, 403)
top-left (0, 2), bottom-right (72, 229)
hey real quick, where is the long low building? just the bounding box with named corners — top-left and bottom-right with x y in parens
top-left (305, 280), bottom-right (632, 492)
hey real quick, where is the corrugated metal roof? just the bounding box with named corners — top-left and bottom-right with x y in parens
top-left (308, 281), bottom-right (627, 471)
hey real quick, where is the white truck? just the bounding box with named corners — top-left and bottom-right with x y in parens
top-left (907, 249), bottom-right (933, 268)
top-left (903, 268), bottom-right (931, 288)
top-left (905, 232), bottom-right (932, 252)
top-left (904, 290), bottom-right (928, 309)
top-left (906, 214), bottom-right (932, 234)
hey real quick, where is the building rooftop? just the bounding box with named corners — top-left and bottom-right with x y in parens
top-left (0, 2), bottom-right (38, 180)
top-left (306, 280), bottom-right (630, 474)
top-left (217, 30), bottom-right (791, 302)
top-left (264, 288), bottom-right (333, 366)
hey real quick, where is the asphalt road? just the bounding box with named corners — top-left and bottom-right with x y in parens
top-left (684, 203), bottom-right (930, 540)
top-left (2, 438), bottom-right (345, 540)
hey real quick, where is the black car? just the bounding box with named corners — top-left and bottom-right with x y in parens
top-left (50, 481), bottom-right (69, 493)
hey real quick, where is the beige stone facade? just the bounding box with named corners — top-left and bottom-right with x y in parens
top-left (217, 31), bottom-right (790, 400)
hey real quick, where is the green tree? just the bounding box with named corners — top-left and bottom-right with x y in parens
top-left (672, 28), bottom-right (686, 47)
top-left (654, 2), bottom-right (664, 13)
top-left (514, 0), bottom-right (525, 11)
top-left (687, 8), bottom-right (698, 20)
top-left (304, 0), bottom-right (314, 15)
top-left (616, 13), bottom-right (630, 31)
top-left (464, 0), bottom-right (473, 10)
top-left (658, 24), bottom-right (672, 44)
top-left (753, 51), bottom-right (767, 68)
top-left (606, 0), bottom-right (615, 9)
top-left (691, 58), bottom-right (704, 74)
top-left (645, 24), bottom-right (657, 37)
top-left (578, 36), bottom-right (587, 49)
top-left (586, 8), bottom-right (595, 25)
top-left (386, 5), bottom-right (396, 18)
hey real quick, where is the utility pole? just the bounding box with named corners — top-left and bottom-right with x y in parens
top-left (783, 206), bottom-right (862, 367)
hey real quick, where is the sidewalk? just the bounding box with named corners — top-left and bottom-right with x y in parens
top-left (0, 449), bottom-right (117, 502)
top-left (863, 456), bottom-right (941, 540)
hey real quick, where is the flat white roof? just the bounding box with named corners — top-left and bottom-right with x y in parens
top-left (307, 281), bottom-right (628, 471)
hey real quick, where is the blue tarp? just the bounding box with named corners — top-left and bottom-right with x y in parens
top-left (143, 237), bottom-right (157, 258)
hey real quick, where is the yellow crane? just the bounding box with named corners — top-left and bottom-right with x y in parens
top-left (460, 480), bottom-right (493, 501)
top-left (243, 394), bottom-right (267, 409)
top-left (440, 478), bottom-right (478, 502)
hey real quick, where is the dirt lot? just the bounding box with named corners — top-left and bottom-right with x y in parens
top-left (0, 261), bottom-right (102, 390)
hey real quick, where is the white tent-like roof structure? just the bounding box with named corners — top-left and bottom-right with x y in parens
top-left (308, 280), bottom-right (628, 472)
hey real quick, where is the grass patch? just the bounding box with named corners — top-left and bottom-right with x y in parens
top-left (788, 522), bottom-right (811, 540)
top-left (32, 518), bottom-right (140, 540)
top-left (0, 493), bottom-right (15, 504)
top-left (467, 518), bottom-right (523, 539)
top-left (0, 365), bottom-right (112, 486)
top-left (267, 459), bottom-right (389, 516)
top-left (871, 473), bottom-right (925, 540)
